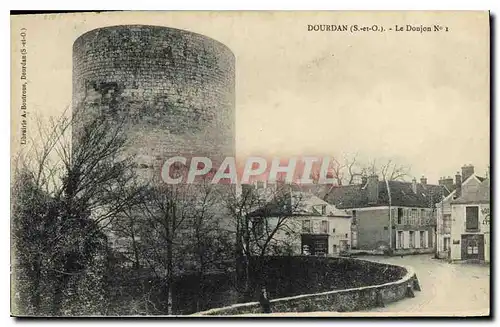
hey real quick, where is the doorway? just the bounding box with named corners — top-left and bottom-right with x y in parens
top-left (461, 234), bottom-right (484, 261)
top-left (339, 240), bottom-right (349, 252)
top-left (301, 234), bottom-right (329, 256)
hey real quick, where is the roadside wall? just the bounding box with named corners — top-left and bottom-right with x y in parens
top-left (196, 257), bottom-right (419, 315)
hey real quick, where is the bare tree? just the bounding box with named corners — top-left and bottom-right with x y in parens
top-left (223, 182), bottom-right (303, 300)
top-left (185, 181), bottom-right (233, 312)
top-left (366, 158), bottom-right (411, 181)
top-left (107, 203), bottom-right (144, 270)
top-left (133, 160), bottom-right (202, 315)
top-left (342, 153), bottom-right (367, 185)
top-left (315, 154), bottom-right (411, 185)
top-left (326, 157), bottom-right (346, 186)
top-left (309, 153), bottom-right (365, 186)
top-left (248, 191), bottom-right (304, 258)
top-left (11, 107), bottom-right (143, 316)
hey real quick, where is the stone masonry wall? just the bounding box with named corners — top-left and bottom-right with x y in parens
top-left (72, 25), bottom-right (235, 169)
top-left (196, 257), bottom-right (419, 315)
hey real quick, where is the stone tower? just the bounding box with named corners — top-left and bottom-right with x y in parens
top-left (72, 25), bottom-right (235, 174)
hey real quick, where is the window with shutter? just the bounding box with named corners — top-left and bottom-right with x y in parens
top-left (466, 206), bottom-right (479, 231)
top-left (409, 231), bottom-right (415, 248)
top-left (415, 231), bottom-right (421, 248)
top-left (443, 214), bottom-right (451, 234)
top-left (413, 209), bottom-right (418, 224)
top-left (321, 220), bottom-right (328, 234)
top-left (397, 231), bottom-right (403, 249)
top-left (403, 231), bottom-right (410, 249)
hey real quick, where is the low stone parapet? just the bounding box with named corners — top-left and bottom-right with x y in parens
top-left (195, 257), bottom-right (419, 316)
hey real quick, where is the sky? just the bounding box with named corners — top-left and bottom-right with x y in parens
top-left (11, 11), bottom-right (490, 184)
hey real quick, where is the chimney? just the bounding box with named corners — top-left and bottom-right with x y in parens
top-left (411, 177), bottom-right (417, 194)
top-left (455, 172), bottom-right (462, 199)
top-left (367, 174), bottom-right (379, 204)
top-left (420, 175), bottom-right (427, 185)
top-left (439, 176), bottom-right (454, 191)
top-left (461, 164), bottom-right (474, 181)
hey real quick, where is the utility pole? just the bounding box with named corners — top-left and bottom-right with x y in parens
top-left (386, 179), bottom-right (392, 250)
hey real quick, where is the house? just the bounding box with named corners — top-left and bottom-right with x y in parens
top-left (248, 190), bottom-right (352, 256)
top-left (449, 170), bottom-right (490, 263)
top-left (435, 165), bottom-right (487, 259)
top-left (323, 174), bottom-right (448, 254)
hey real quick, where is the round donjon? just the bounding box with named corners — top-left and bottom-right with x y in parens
top-left (72, 25), bottom-right (235, 169)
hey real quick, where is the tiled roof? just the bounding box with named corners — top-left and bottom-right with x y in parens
top-left (248, 191), bottom-right (350, 218)
top-left (324, 180), bottom-right (448, 209)
top-left (293, 192), bottom-right (350, 217)
top-left (247, 195), bottom-right (292, 217)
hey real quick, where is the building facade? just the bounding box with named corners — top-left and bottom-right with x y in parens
top-left (250, 191), bottom-right (352, 256)
top-left (435, 190), bottom-right (454, 259)
top-left (449, 176), bottom-right (490, 263)
top-left (435, 165), bottom-right (486, 260)
top-left (324, 175), bottom-right (447, 255)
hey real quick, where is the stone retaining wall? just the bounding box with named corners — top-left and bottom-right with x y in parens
top-left (393, 248), bottom-right (434, 256)
top-left (195, 258), bottom-right (419, 316)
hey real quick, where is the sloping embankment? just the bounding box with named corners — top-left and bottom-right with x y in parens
top-left (195, 257), bottom-right (420, 315)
